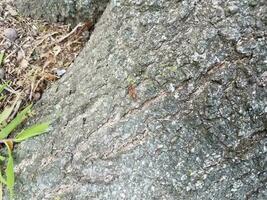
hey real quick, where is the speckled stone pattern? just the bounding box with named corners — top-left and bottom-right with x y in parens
top-left (15, 0), bottom-right (109, 24)
top-left (14, 0), bottom-right (266, 199)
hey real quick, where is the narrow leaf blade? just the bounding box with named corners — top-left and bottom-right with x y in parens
top-left (14, 122), bottom-right (50, 142)
top-left (0, 98), bottom-right (18, 126)
top-left (0, 179), bottom-right (2, 200)
top-left (4, 141), bottom-right (14, 199)
top-left (0, 104), bottom-right (32, 139)
top-left (0, 107), bottom-right (13, 126)
top-left (0, 84), bottom-right (18, 125)
top-left (0, 169), bottom-right (5, 200)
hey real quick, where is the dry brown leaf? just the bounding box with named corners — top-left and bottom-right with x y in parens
top-left (5, 140), bottom-right (14, 151)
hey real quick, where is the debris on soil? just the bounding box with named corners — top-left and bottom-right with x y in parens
top-left (0, 0), bottom-right (91, 111)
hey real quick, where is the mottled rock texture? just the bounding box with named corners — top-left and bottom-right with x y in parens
top-left (14, 0), bottom-right (266, 199)
top-left (15, 0), bottom-right (109, 24)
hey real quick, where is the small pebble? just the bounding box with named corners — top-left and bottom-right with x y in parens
top-left (4, 28), bottom-right (18, 42)
top-left (33, 92), bottom-right (41, 101)
top-left (56, 69), bottom-right (66, 77)
top-left (4, 41), bottom-right (12, 49)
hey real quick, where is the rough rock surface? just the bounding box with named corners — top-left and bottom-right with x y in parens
top-left (15, 0), bottom-right (109, 24)
top-left (14, 0), bottom-right (266, 199)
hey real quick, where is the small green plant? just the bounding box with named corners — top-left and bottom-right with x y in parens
top-left (0, 82), bottom-right (50, 199)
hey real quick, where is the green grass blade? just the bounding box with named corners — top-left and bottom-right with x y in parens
top-left (0, 96), bottom-right (19, 126)
top-left (0, 107), bottom-right (13, 127)
top-left (0, 104), bottom-right (32, 139)
top-left (0, 169), bottom-right (6, 200)
top-left (0, 179), bottom-right (2, 200)
top-left (14, 121), bottom-right (50, 142)
top-left (4, 141), bottom-right (14, 199)
top-left (0, 168), bottom-right (3, 200)
top-left (0, 53), bottom-right (4, 66)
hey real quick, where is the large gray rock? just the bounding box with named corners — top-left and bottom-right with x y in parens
top-left (15, 0), bottom-right (109, 24)
top-left (14, 0), bottom-right (266, 199)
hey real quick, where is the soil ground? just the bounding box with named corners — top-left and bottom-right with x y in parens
top-left (0, 0), bottom-right (89, 114)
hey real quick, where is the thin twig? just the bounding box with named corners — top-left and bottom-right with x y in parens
top-left (4, 87), bottom-right (18, 94)
top-left (27, 32), bottom-right (59, 59)
top-left (56, 23), bottom-right (84, 43)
